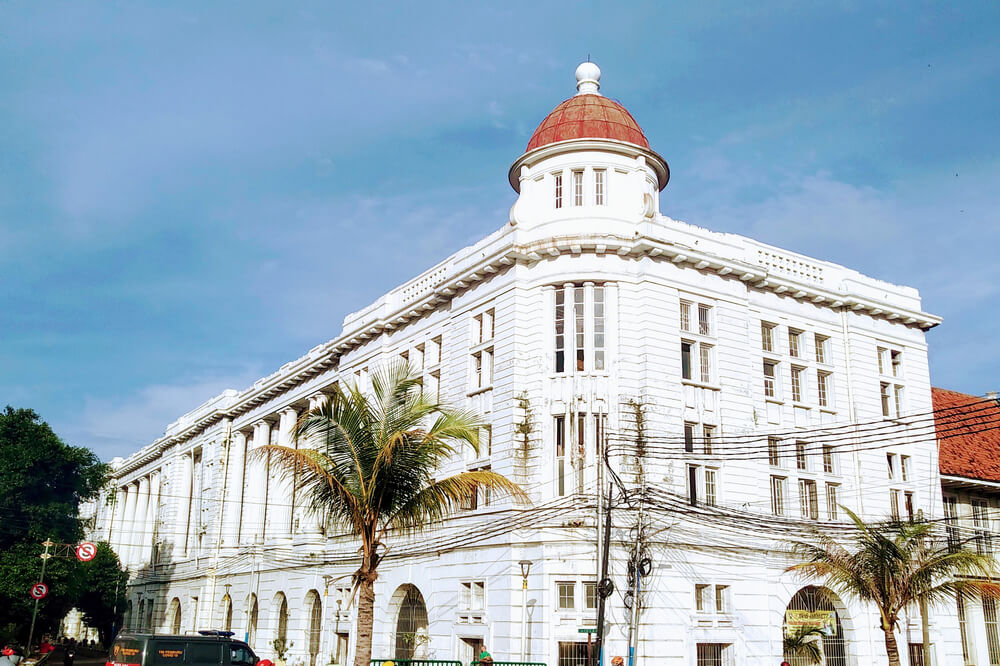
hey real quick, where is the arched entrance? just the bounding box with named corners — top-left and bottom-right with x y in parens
top-left (784, 586), bottom-right (849, 666)
top-left (247, 594), bottom-right (258, 648)
top-left (305, 590), bottom-right (322, 666)
top-left (220, 595), bottom-right (233, 632)
top-left (391, 585), bottom-right (429, 659)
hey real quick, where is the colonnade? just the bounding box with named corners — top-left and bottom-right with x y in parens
top-left (109, 470), bottom-right (161, 570)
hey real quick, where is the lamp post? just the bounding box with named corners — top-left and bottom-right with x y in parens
top-left (519, 560), bottom-right (532, 661)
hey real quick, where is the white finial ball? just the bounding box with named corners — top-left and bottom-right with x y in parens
top-left (575, 61), bottom-right (601, 94)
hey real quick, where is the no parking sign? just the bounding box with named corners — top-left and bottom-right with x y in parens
top-left (75, 542), bottom-right (97, 562)
top-left (30, 583), bottom-right (48, 599)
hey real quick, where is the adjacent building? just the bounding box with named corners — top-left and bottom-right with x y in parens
top-left (80, 63), bottom-right (965, 666)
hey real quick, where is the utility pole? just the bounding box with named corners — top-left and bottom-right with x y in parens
top-left (593, 483), bottom-right (613, 666)
top-left (26, 538), bottom-right (54, 652)
top-left (627, 486), bottom-right (645, 666)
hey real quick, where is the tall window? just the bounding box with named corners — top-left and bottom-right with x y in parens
top-left (696, 644), bottom-right (731, 666)
top-left (554, 172), bottom-right (563, 209)
top-left (594, 169), bottom-right (605, 205)
top-left (679, 300), bottom-right (692, 332)
top-left (763, 360), bottom-right (778, 398)
top-left (554, 285), bottom-right (607, 373)
top-left (558, 582), bottom-right (575, 610)
top-left (791, 365), bottom-right (804, 402)
top-left (826, 483), bottom-right (839, 520)
top-left (681, 342), bottom-right (693, 380)
top-left (957, 593), bottom-right (972, 663)
top-left (554, 416), bottom-right (566, 497)
top-left (698, 304), bottom-right (712, 336)
top-left (788, 328), bottom-right (802, 357)
top-left (684, 422), bottom-right (695, 453)
top-left (699, 345), bottom-right (713, 383)
top-left (761, 322), bottom-right (776, 352)
top-left (814, 334), bottom-right (829, 364)
top-left (687, 465), bottom-right (698, 506)
top-left (682, 341), bottom-right (713, 383)
top-left (795, 441), bottom-right (807, 470)
top-left (890, 488), bottom-right (901, 520)
top-left (771, 476), bottom-right (786, 516)
top-left (703, 425), bottom-right (715, 455)
top-left (972, 499), bottom-right (992, 555)
top-left (768, 437), bottom-right (781, 466)
top-left (799, 479), bottom-right (818, 520)
top-left (985, 595), bottom-right (1000, 666)
top-left (594, 287), bottom-right (605, 370)
top-left (817, 371), bottom-right (831, 407)
top-left (822, 445), bottom-right (835, 473)
top-left (573, 171), bottom-right (583, 206)
top-left (705, 468), bottom-right (718, 507)
top-left (944, 496), bottom-right (960, 551)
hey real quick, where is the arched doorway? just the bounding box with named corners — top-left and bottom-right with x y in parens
top-left (305, 591), bottom-right (322, 666)
top-left (168, 598), bottom-right (181, 634)
top-left (392, 585), bottom-right (428, 659)
top-left (272, 592), bottom-right (289, 658)
top-left (784, 586), bottom-right (849, 666)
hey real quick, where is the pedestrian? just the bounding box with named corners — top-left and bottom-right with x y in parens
top-left (63, 644), bottom-right (76, 666)
top-left (611, 657), bottom-right (624, 666)
top-left (478, 650), bottom-right (492, 665)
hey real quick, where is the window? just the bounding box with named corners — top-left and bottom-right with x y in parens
top-left (461, 581), bottom-right (485, 610)
top-left (826, 483), bottom-right (839, 520)
top-left (822, 445), bottom-right (835, 474)
top-left (705, 468), bottom-right (718, 507)
top-left (428, 371), bottom-right (440, 402)
top-left (428, 336), bottom-right (442, 366)
top-left (788, 328), bottom-right (802, 357)
top-left (795, 441), bottom-right (807, 470)
top-left (817, 371), bottom-right (831, 407)
top-left (698, 304), bottom-right (712, 336)
top-left (973, 499), bottom-right (992, 555)
top-left (460, 483), bottom-right (479, 511)
top-left (985, 595), bottom-right (1000, 666)
top-left (555, 416), bottom-right (566, 497)
top-left (554, 172), bottom-right (563, 208)
top-left (894, 385), bottom-right (904, 416)
top-left (900, 455), bottom-right (911, 481)
top-left (814, 334), bottom-right (829, 364)
top-left (684, 422), bottom-right (695, 453)
top-left (557, 643), bottom-right (589, 666)
top-left (763, 360), bottom-right (778, 398)
top-left (699, 344), bottom-right (713, 383)
top-left (944, 496), bottom-right (960, 551)
top-left (790, 365), bottom-right (804, 402)
top-left (682, 341), bottom-right (693, 380)
top-left (887, 453), bottom-right (897, 480)
top-left (696, 643), bottom-right (731, 666)
top-left (891, 349), bottom-right (903, 377)
top-left (761, 322), bottom-right (776, 352)
top-left (470, 348), bottom-right (493, 390)
top-left (908, 644), bottom-right (925, 666)
top-left (687, 464), bottom-right (699, 505)
top-left (555, 288), bottom-right (565, 373)
top-left (768, 437), bottom-right (781, 466)
top-left (573, 171), bottom-right (583, 206)
top-left (574, 288), bottom-right (585, 371)
top-left (593, 286), bottom-right (605, 370)
top-left (957, 593), bottom-right (972, 664)
top-left (877, 346), bottom-right (887, 374)
top-left (694, 585), bottom-right (728, 614)
top-left (594, 169), bottom-right (605, 205)
top-left (714, 585), bottom-right (729, 614)
top-left (905, 491), bottom-right (914, 522)
top-left (585, 582), bottom-right (597, 610)
top-left (695, 584), bottom-right (710, 612)
top-left (703, 425), bottom-right (715, 455)
top-left (680, 300), bottom-right (692, 332)
top-left (557, 582), bottom-right (575, 610)
top-left (770, 476), bottom-right (786, 516)
top-left (799, 479), bottom-right (818, 520)
top-left (474, 309), bottom-right (494, 344)
top-left (881, 382), bottom-right (892, 416)
top-left (480, 425), bottom-right (492, 457)
top-left (890, 489), bottom-right (901, 520)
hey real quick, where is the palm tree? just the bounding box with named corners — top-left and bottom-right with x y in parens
top-left (258, 362), bottom-right (527, 666)
top-left (788, 507), bottom-right (1000, 666)
top-left (782, 625), bottom-right (823, 665)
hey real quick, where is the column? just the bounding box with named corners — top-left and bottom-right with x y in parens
top-left (223, 431), bottom-right (247, 547)
top-left (110, 484), bottom-right (127, 557)
top-left (243, 422), bottom-right (268, 544)
top-left (131, 476), bottom-right (150, 569)
top-left (145, 471), bottom-right (161, 564)
top-left (120, 483), bottom-right (138, 567)
top-left (300, 395), bottom-right (327, 536)
top-left (176, 453), bottom-right (193, 558)
top-left (270, 409), bottom-right (296, 540)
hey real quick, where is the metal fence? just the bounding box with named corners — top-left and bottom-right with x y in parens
top-left (370, 661), bottom-right (463, 666)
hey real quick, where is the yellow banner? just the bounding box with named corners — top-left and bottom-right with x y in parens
top-left (785, 609), bottom-right (837, 637)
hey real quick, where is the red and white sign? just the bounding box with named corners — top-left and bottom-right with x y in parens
top-left (75, 541), bottom-right (97, 562)
top-left (30, 583), bottom-right (48, 599)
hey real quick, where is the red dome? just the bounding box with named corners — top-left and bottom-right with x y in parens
top-left (526, 94), bottom-right (650, 152)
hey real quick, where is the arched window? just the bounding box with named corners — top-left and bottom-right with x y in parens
top-left (221, 595), bottom-right (233, 633)
top-left (393, 585), bottom-right (428, 659)
top-left (305, 591), bottom-right (322, 666)
top-left (168, 598), bottom-right (182, 634)
top-left (136, 599), bottom-right (145, 631)
top-left (277, 593), bottom-right (288, 645)
top-left (784, 586), bottom-right (849, 666)
top-left (247, 594), bottom-right (258, 648)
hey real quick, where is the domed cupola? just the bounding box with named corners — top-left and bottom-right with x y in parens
top-left (508, 62), bottom-right (669, 230)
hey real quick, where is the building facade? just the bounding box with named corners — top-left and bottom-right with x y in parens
top-left (81, 63), bottom-right (959, 666)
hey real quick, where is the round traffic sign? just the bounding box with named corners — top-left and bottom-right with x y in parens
top-left (30, 583), bottom-right (48, 599)
top-left (75, 542), bottom-right (97, 562)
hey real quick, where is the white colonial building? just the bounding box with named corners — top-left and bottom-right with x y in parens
top-left (80, 63), bottom-right (961, 666)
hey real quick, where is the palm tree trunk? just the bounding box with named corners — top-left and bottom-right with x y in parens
top-left (353, 575), bottom-right (376, 666)
top-left (882, 623), bottom-right (902, 666)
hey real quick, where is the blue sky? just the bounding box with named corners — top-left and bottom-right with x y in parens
top-left (2, 2), bottom-right (997, 461)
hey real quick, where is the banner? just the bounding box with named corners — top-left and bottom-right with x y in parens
top-left (785, 609), bottom-right (837, 637)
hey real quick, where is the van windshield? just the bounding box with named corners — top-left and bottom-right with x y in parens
top-left (109, 639), bottom-right (143, 666)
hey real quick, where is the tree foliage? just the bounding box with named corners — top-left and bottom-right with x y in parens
top-left (76, 542), bottom-right (128, 646)
top-left (788, 507), bottom-right (1000, 666)
top-left (0, 407), bottom-right (109, 645)
top-left (257, 363), bottom-right (527, 666)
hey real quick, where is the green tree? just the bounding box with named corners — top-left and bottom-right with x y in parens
top-left (788, 508), bottom-right (1000, 666)
top-left (258, 363), bottom-right (527, 666)
top-left (0, 407), bottom-right (107, 645)
top-left (76, 542), bottom-right (127, 646)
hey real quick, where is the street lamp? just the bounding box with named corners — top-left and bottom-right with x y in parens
top-left (519, 560), bottom-right (533, 661)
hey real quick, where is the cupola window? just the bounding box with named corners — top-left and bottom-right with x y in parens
top-left (594, 169), bottom-right (606, 205)
top-left (554, 173), bottom-right (563, 209)
top-left (573, 170), bottom-right (584, 206)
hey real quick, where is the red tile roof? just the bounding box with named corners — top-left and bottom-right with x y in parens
top-left (933, 387), bottom-right (1000, 482)
top-left (526, 94), bottom-right (650, 152)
